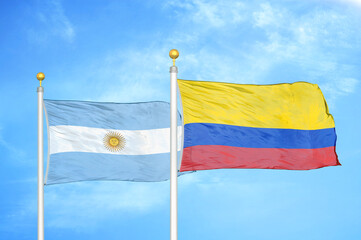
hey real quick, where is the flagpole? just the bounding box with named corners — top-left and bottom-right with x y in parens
top-left (169, 49), bottom-right (179, 240)
top-left (37, 72), bottom-right (45, 240)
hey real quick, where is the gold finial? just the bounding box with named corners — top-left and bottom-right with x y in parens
top-left (36, 72), bottom-right (45, 87)
top-left (169, 49), bottom-right (179, 66)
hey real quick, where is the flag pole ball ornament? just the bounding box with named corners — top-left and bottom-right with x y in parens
top-left (169, 49), bottom-right (179, 59)
top-left (169, 49), bottom-right (179, 66)
top-left (103, 132), bottom-right (126, 152)
top-left (37, 72), bottom-right (45, 86)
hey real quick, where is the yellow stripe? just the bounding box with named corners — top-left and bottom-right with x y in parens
top-left (178, 80), bottom-right (335, 130)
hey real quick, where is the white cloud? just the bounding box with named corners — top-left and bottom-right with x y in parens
top-left (321, 77), bottom-right (359, 107)
top-left (338, 78), bottom-right (359, 93)
top-left (248, 3), bottom-right (361, 108)
top-left (3, 174), bottom-right (200, 231)
top-left (48, 1), bottom-right (360, 112)
top-left (0, 127), bottom-right (26, 161)
top-left (253, 2), bottom-right (284, 28)
top-left (165, 0), bottom-right (246, 28)
top-left (178, 170), bottom-right (295, 225)
top-left (42, 172), bottom-right (203, 230)
top-left (333, 0), bottom-right (361, 7)
top-left (93, 48), bottom-right (172, 103)
top-left (29, 0), bottom-right (75, 43)
top-left (44, 182), bottom-right (167, 229)
top-left (3, 181), bottom-right (167, 231)
top-left (86, 0), bottom-right (360, 108)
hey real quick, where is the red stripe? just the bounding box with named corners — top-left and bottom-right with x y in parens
top-left (180, 145), bottom-right (340, 172)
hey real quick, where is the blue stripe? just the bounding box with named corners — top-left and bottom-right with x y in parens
top-left (184, 123), bottom-right (336, 149)
top-left (44, 99), bottom-right (181, 130)
top-left (46, 151), bottom-right (184, 185)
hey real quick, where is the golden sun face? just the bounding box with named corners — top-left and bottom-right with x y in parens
top-left (103, 132), bottom-right (126, 152)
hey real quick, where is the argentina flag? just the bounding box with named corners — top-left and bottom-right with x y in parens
top-left (44, 100), bottom-right (182, 185)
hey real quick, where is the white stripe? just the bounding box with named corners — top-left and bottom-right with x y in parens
top-left (49, 125), bottom-right (182, 155)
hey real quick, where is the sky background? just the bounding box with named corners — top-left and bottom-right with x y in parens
top-left (1, 0), bottom-right (361, 239)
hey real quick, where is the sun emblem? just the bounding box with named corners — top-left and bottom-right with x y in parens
top-left (103, 131), bottom-right (126, 152)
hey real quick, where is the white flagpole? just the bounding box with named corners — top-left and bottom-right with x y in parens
top-left (169, 49), bottom-right (179, 240)
top-left (37, 72), bottom-right (45, 240)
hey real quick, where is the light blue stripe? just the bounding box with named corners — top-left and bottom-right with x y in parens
top-left (44, 99), bottom-right (181, 130)
top-left (46, 152), bottom-right (183, 185)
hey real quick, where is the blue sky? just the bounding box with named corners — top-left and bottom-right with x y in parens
top-left (1, 0), bottom-right (361, 239)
